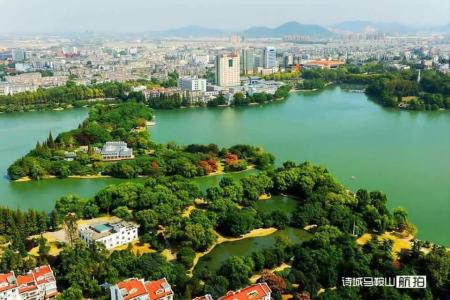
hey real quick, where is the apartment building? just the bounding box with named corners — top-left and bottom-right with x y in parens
top-left (215, 53), bottom-right (240, 87)
top-left (0, 265), bottom-right (58, 300)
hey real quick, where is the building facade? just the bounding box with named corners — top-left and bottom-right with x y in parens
top-left (11, 49), bottom-right (26, 62)
top-left (215, 53), bottom-right (240, 87)
top-left (78, 219), bottom-right (139, 249)
top-left (240, 49), bottom-right (255, 75)
top-left (177, 76), bottom-right (207, 92)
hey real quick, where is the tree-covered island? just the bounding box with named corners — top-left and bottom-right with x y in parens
top-left (7, 102), bottom-right (274, 181)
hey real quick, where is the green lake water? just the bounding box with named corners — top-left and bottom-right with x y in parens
top-left (0, 86), bottom-right (449, 244)
top-left (254, 195), bottom-right (298, 216)
top-left (195, 227), bottom-right (311, 273)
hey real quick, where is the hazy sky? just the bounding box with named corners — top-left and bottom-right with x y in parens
top-left (0, 0), bottom-right (449, 33)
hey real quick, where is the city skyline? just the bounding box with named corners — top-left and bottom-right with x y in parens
top-left (0, 0), bottom-right (449, 34)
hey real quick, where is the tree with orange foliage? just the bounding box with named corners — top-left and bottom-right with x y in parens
top-left (199, 160), bottom-right (213, 174)
top-left (207, 158), bottom-right (218, 172)
top-left (224, 153), bottom-right (239, 166)
top-left (258, 269), bottom-right (287, 293)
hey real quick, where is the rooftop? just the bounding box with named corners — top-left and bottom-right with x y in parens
top-left (17, 274), bottom-right (37, 294)
top-left (0, 272), bottom-right (16, 292)
top-left (218, 283), bottom-right (271, 300)
top-left (117, 278), bottom-right (147, 300)
top-left (80, 220), bottom-right (139, 241)
top-left (32, 265), bottom-right (55, 285)
top-left (146, 278), bottom-right (173, 300)
top-left (114, 277), bottom-right (173, 300)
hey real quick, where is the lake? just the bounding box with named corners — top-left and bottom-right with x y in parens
top-left (195, 227), bottom-right (311, 273)
top-left (0, 86), bottom-right (449, 244)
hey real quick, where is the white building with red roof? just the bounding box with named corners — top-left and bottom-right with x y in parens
top-left (0, 271), bottom-right (19, 300)
top-left (218, 283), bottom-right (271, 300)
top-left (0, 265), bottom-right (57, 300)
top-left (111, 277), bottom-right (173, 300)
top-left (17, 273), bottom-right (39, 300)
top-left (31, 265), bottom-right (58, 299)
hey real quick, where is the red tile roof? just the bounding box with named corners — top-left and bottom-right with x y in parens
top-left (17, 273), bottom-right (37, 293)
top-left (114, 277), bottom-right (174, 300)
top-left (218, 283), bottom-right (271, 300)
top-left (32, 265), bottom-right (55, 285)
top-left (116, 278), bottom-right (148, 300)
top-left (146, 278), bottom-right (173, 300)
top-left (0, 272), bottom-right (17, 292)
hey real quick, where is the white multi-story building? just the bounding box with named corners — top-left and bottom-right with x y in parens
top-left (98, 141), bottom-right (134, 161)
top-left (177, 76), bottom-right (207, 92)
top-left (78, 219), bottom-right (139, 249)
top-left (110, 278), bottom-right (174, 300)
top-left (0, 265), bottom-right (58, 300)
top-left (215, 53), bottom-right (240, 87)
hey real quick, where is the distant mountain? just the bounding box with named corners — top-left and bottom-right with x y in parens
top-left (243, 22), bottom-right (335, 38)
top-left (147, 21), bottom-right (449, 39)
top-left (333, 21), bottom-right (415, 34)
top-left (428, 23), bottom-right (450, 33)
top-left (152, 25), bottom-right (227, 38)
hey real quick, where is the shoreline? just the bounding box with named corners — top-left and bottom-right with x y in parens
top-left (14, 174), bottom-right (111, 182)
top-left (13, 166), bottom-right (256, 183)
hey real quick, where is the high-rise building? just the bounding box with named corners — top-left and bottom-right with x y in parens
top-left (215, 53), bottom-right (240, 87)
top-left (240, 49), bottom-right (255, 75)
top-left (283, 54), bottom-right (294, 67)
top-left (11, 49), bottom-right (26, 62)
top-left (263, 47), bottom-right (277, 68)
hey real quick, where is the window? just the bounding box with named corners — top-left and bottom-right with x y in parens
top-left (228, 59), bottom-right (233, 67)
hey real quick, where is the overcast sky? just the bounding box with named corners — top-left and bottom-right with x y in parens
top-left (0, 0), bottom-right (449, 33)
